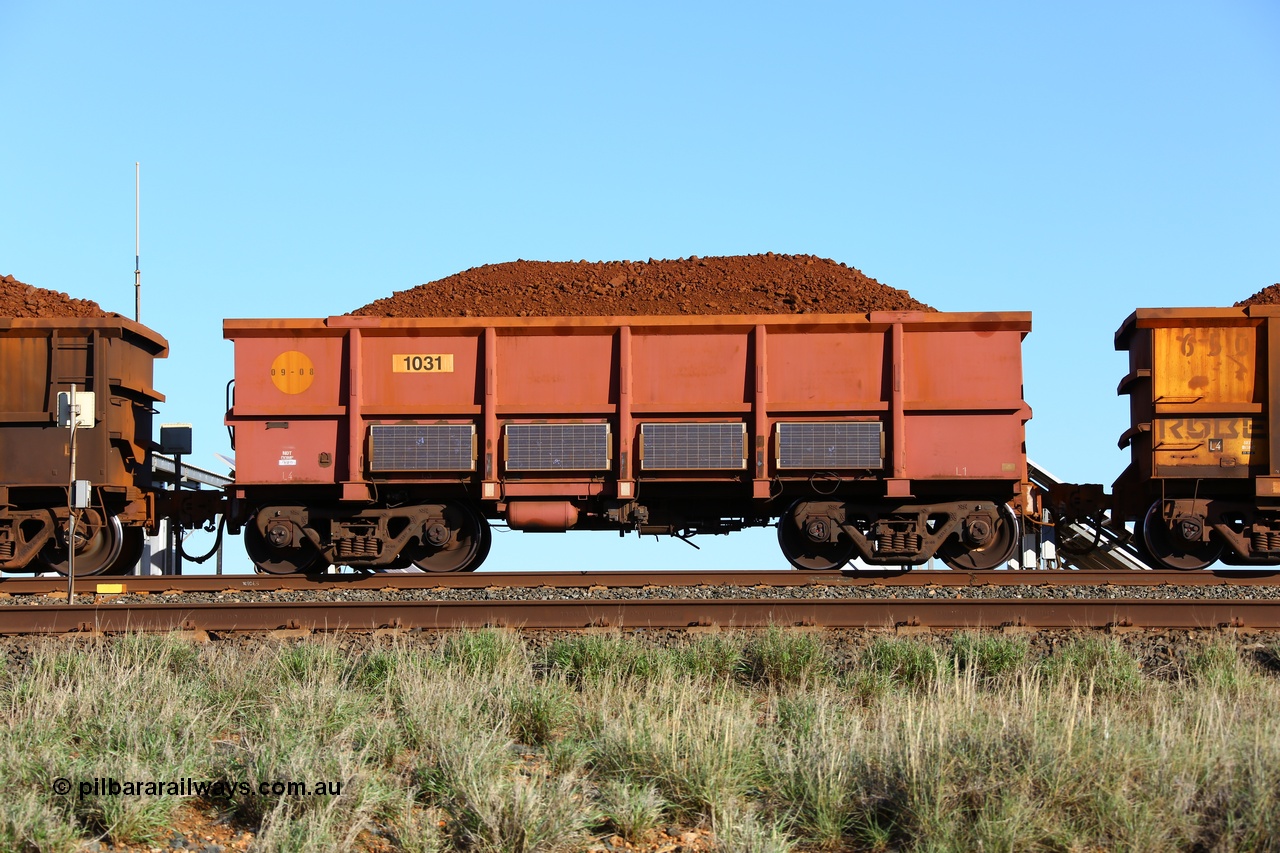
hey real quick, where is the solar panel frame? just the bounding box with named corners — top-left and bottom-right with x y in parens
top-left (368, 424), bottom-right (476, 472)
top-left (640, 422), bottom-right (747, 471)
top-left (504, 423), bottom-right (612, 471)
top-left (776, 421), bottom-right (883, 470)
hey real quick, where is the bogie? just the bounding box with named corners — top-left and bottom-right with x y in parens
top-left (242, 501), bottom-right (491, 575)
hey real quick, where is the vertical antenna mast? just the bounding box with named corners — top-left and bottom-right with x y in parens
top-left (134, 162), bottom-right (141, 322)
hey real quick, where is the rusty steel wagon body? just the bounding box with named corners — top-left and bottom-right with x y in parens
top-left (0, 316), bottom-right (167, 575)
top-left (224, 311), bottom-right (1032, 573)
top-left (1112, 305), bottom-right (1280, 568)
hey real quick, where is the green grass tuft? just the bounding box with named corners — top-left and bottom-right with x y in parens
top-left (859, 636), bottom-right (952, 689)
top-left (737, 627), bottom-right (830, 686)
top-left (1040, 636), bottom-right (1142, 695)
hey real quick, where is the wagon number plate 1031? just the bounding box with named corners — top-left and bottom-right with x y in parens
top-left (393, 354), bottom-right (454, 373)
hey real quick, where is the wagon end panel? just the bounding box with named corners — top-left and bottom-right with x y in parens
top-left (1, 319), bottom-right (166, 493)
top-left (0, 317), bottom-right (167, 573)
top-left (1117, 309), bottom-right (1269, 489)
top-left (892, 314), bottom-right (1031, 493)
top-left (225, 321), bottom-right (345, 486)
top-left (1114, 307), bottom-right (1280, 569)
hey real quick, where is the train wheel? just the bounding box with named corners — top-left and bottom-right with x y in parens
top-left (1141, 503), bottom-right (1222, 571)
top-left (37, 512), bottom-right (132, 576)
top-left (243, 520), bottom-right (323, 575)
top-left (777, 504), bottom-right (855, 571)
top-left (938, 504), bottom-right (1019, 571)
top-left (109, 527), bottom-right (145, 575)
top-left (402, 503), bottom-right (491, 573)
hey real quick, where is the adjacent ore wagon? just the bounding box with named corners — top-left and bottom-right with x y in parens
top-left (0, 316), bottom-right (167, 575)
top-left (224, 311), bottom-right (1032, 574)
top-left (1112, 305), bottom-right (1280, 568)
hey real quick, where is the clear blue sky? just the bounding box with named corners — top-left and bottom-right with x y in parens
top-left (3, 2), bottom-right (1277, 572)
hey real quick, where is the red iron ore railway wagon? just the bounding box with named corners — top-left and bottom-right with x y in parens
top-left (0, 317), bottom-right (167, 575)
top-left (224, 311), bottom-right (1032, 574)
top-left (1108, 305), bottom-right (1280, 569)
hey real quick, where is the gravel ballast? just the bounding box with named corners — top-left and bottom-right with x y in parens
top-left (5, 578), bottom-right (1279, 607)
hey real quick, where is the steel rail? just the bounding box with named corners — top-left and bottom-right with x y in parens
top-left (1, 568), bottom-right (1278, 597)
top-left (1, 598), bottom-right (1277, 635)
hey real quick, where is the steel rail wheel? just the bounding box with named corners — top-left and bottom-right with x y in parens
top-left (244, 520), bottom-right (324, 575)
top-left (109, 527), bottom-right (145, 576)
top-left (1141, 502), bottom-right (1223, 571)
top-left (37, 512), bottom-right (138, 576)
top-left (777, 503), bottom-right (855, 571)
top-left (402, 503), bottom-right (491, 573)
top-left (938, 504), bottom-right (1020, 571)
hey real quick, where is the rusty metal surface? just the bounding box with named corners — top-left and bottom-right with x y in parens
top-left (0, 597), bottom-right (1277, 634)
top-left (0, 319), bottom-right (167, 483)
top-left (226, 311), bottom-right (1031, 491)
top-left (0, 318), bottom-right (169, 572)
top-left (1113, 306), bottom-right (1280, 567)
top-left (227, 313), bottom-right (1034, 333)
top-left (1, 568), bottom-right (1278, 596)
top-left (1117, 307), bottom-right (1267, 485)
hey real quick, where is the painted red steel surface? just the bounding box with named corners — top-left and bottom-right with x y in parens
top-left (225, 312), bottom-right (1031, 503)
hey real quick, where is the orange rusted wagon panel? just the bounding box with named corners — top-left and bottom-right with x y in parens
top-left (1112, 305), bottom-right (1280, 568)
top-left (1115, 307), bottom-right (1272, 486)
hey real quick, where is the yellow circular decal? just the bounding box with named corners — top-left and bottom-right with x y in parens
top-left (270, 351), bottom-right (315, 394)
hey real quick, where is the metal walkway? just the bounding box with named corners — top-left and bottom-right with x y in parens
top-left (1026, 459), bottom-right (1151, 571)
top-left (151, 453), bottom-right (232, 489)
top-left (140, 454), bottom-right (233, 575)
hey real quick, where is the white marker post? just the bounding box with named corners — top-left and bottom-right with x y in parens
top-left (66, 385), bottom-right (79, 600)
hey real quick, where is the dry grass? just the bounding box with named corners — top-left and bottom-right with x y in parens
top-left (0, 629), bottom-right (1277, 851)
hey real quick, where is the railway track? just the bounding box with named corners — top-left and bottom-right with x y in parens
top-left (1, 597), bottom-right (1277, 635)
top-left (3, 568), bottom-right (1279, 594)
top-left (0, 570), bottom-right (1277, 635)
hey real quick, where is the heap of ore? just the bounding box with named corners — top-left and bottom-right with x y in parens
top-left (0, 274), bottom-right (109, 319)
top-left (348, 254), bottom-right (933, 317)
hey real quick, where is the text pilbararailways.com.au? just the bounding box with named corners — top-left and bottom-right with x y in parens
top-left (51, 777), bottom-right (342, 798)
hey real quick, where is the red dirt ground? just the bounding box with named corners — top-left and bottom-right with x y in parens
top-left (1236, 283), bottom-right (1280, 307)
top-left (0, 274), bottom-right (110, 318)
top-left (349, 254), bottom-right (933, 317)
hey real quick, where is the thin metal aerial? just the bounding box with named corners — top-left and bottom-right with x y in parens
top-left (134, 162), bottom-right (141, 322)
